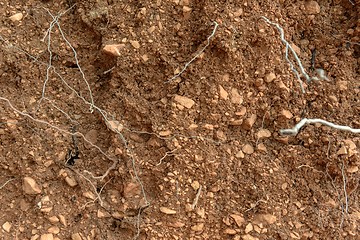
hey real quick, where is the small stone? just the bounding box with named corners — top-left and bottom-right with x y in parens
top-left (347, 166), bottom-right (358, 173)
top-left (230, 214), bottom-right (245, 227)
top-left (65, 176), bottom-right (78, 187)
top-left (83, 191), bottom-right (96, 200)
top-left (40, 233), bottom-right (53, 240)
top-left (260, 214), bottom-right (277, 224)
top-left (233, 8), bottom-right (243, 17)
top-left (130, 40), bottom-right (140, 49)
top-left (71, 233), bottom-right (82, 240)
top-left (191, 223), bottom-right (204, 232)
top-left (160, 207), bottom-right (177, 215)
top-left (304, 1), bottom-right (320, 15)
top-left (242, 114), bottom-right (257, 130)
top-left (123, 181), bottom-right (141, 198)
top-left (9, 12), bottom-right (23, 22)
top-left (265, 73), bottom-right (276, 83)
top-left (216, 130), bottom-right (227, 141)
top-left (256, 129), bottom-right (271, 139)
top-left (168, 221), bottom-right (185, 228)
top-left (97, 209), bottom-right (110, 218)
top-left (174, 95), bottom-right (195, 109)
top-left (48, 216), bottom-right (59, 223)
top-left (277, 80), bottom-right (289, 92)
top-left (58, 215), bottom-right (66, 227)
top-left (219, 85), bottom-right (228, 100)
top-left (23, 177), bottom-right (42, 194)
top-left (203, 124), bottom-right (214, 130)
top-left (2, 221), bottom-right (11, 232)
top-left (337, 146), bottom-right (347, 156)
top-left (102, 44), bottom-right (125, 57)
top-left (245, 223), bottom-right (253, 233)
top-left (159, 130), bottom-right (172, 136)
top-left (224, 228), bottom-right (237, 235)
top-left (242, 144), bottom-right (254, 154)
top-left (141, 54), bottom-right (149, 62)
top-left (196, 208), bottom-right (205, 218)
top-left (281, 110), bottom-right (293, 119)
top-left (183, 6), bottom-right (192, 12)
top-left (48, 226), bottom-right (60, 234)
top-left (235, 150), bottom-right (245, 159)
top-left (257, 143), bottom-right (267, 152)
top-left (337, 81), bottom-right (348, 91)
top-left (191, 181), bottom-right (200, 191)
top-left (231, 88), bottom-right (243, 105)
top-left (241, 234), bottom-right (258, 240)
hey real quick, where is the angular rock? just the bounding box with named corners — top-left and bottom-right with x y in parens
top-left (242, 114), bottom-right (257, 130)
top-left (160, 207), bottom-right (177, 215)
top-left (174, 95), bottom-right (195, 109)
top-left (231, 88), bottom-right (243, 105)
top-left (130, 40), bottom-right (140, 49)
top-left (191, 223), bottom-right (204, 231)
top-left (40, 233), bottom-right (53, 240)
top-left (9, 12), bottom-right (23, 22)
top-left (242, 144), bottom-right (254, 154)
top-left (256, 129), bottom-right (271, 139)
top-left (230, 214), bottom-right (245, 227)
top-left (103, 44), bottom-right (125, 57)
top-left (219, 85), bottom-right (228, 100)
top-left (23, 177), bottom-right (41, 194)
top-left (2, 221), bottom-right (11, 232)
top-left (305, 1), bottom-right (320, 15)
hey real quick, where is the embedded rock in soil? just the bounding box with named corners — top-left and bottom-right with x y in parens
top-left (23, 177), bottom-right (42, 194)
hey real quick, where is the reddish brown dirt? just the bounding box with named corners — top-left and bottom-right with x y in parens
top-left (0, 0), bottom-right (359, 239)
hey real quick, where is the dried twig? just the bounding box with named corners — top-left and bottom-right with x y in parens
top-left (166, 21), bottom-right (219, 83)
top-left (280, 118), bottom-right (360, 136)
top-left (0, 178), bottom-right (15, 189)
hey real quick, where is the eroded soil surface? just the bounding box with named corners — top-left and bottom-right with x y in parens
top-left (0, 0), bottom-right (359, 239)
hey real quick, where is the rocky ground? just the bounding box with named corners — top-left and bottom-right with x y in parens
top-left (0, 0), bottom-right (359, 239)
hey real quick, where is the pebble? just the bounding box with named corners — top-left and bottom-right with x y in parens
top-left (281, 109), bottom-right (293, 119)
top-left (159, 130), bottom-right (172, 136)
top-left (304, 1), bottom-right (320, 14)
top-left (191, 223), bottom-right (204, 232)
top-left (106, 120), bottom-right (123, 133)
top-left (242, 114), bottom-right (257, 130)
top-left (168, 221), bottom-right (185, 228)
top-left (40, 233), bottom-right (53, 240)
top-left (256, 129), bottom-right (271, 139)
top-left (23, 177), bottom-right (42, 194)
top-left (337, 81), bottom-right (348, 91)
top-left (174, 94), bottom-right (195, 109)
top-left (9, 12), bottom-right (23, 22)
top-left (241, 234), bottom-right (258, 240)
top-left (242, 144), bottom-right (254, 154)
top-left (65, 176), bottom-right (78, 187)
top-left (231, 88), bottom-right (243, 104)
top-left (224, 228), bottom-right (237, 235)
top-left (2, 221), bottom-right (11, 232)
top-left (102, 44), bottom-right (125, 56)
top-left (71, 233), bottom-right (82, 240)
top-left (219, 85), bottom-right (228, 100)
top-left (48, 226), bottom-right (60, 234)
top-left (258, 214), bottom-right (277, 224)
top-left (58, 215), bottom-right (67, 226)
top-left (337, 146), bottom-right (347, 156)
top-left (48, 216), bottom-right (59, 223)
top-left (235, 150), bottom-right (245, 159)
top-left (230, 214), bottom-right (245, 227)
top-left (257, 143), bottom-right (267, 153)
top-left (123, 181), bottom-right (140, 198)
top-left (130, 40), bottom-right (140, 49)
top-left (265, 73), bottom-right (276, 83)
top-left (97, 209), bottom-right (110, 218)
top-left (347, 166), bottom-right (358, 173)
top-left (191, 181), bottom-right (200, 191)
top-left (160, 207), bottom-right (177, 214)
top-left (245, 223), bottom-right (253, 233)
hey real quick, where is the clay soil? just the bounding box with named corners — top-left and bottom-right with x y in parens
top-left (1, 0), bottom-right (360, 239)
